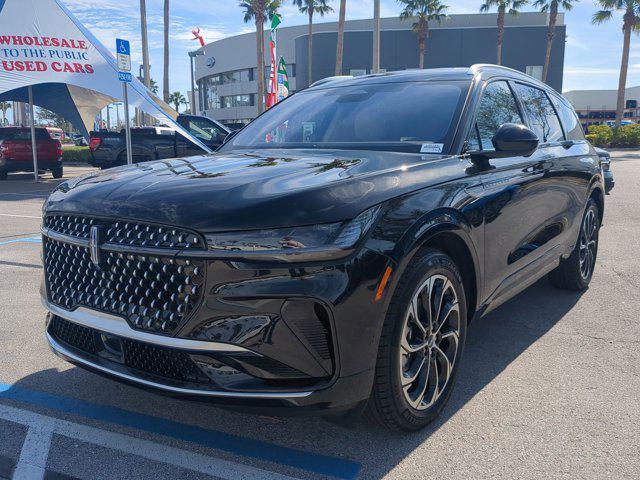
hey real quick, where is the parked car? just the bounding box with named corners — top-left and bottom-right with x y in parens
top-left (88, 114), bottom-right (229, 168)
top-left (41, 65), bottom-right (605, 431)
top-left (595, 147), bottom-right (615, 194)
top-left (0, 127), bottom-right (63, 180)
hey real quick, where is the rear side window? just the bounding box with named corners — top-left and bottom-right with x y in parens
top-left (5, 129), bottom-right (50, 141)
top-left (514, 83), bottom-right (564, 143)
top-left (469, 81), bottom-right (523, 151)
top-left (551, 95), bottom-right (584, 141)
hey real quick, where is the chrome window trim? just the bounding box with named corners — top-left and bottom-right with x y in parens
top-left (46, 332), bottom-right (313, 399)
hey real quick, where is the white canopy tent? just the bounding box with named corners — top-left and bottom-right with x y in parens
top-left (0, 0), bottom-right (210, 180)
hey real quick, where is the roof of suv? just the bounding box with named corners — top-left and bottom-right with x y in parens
top-left (307, 64), bottom-right (553, 92)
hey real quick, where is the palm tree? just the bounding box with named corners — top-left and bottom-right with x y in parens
top-left (240, 0), bottom-right (282, 114)
top-left (593, 0), bottom-right (640, 127)
top-left (533, 0), bottom-right (576, 84)
top-left (294, 0), bottom-right (333, 86)
top-left (169, 92), bottom-right (187, 112)
top-left (0, 102), bottom-right (10, 126)
top-left (480, 0), bottom-right (528, 65)
top-left (163, 0), bottom-right (170, 103)
top-left (399, 0), bottom-right (449, 69)
top-left (335, 0), bottom-right (347, 75)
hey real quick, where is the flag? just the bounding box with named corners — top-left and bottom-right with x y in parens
top-left (271, 14), bottom-right (282, 30)
top-left (266, 15), bottom-right (282, 109)
top-left (277, 57), bottom-right (290, 102)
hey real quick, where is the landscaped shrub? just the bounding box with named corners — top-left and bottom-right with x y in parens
top-left (612, 124), bottom-right (640, 147)
top-left (587, 125), bottom-right (613, 147)
top-left (61, 146), bottom-right (91, 164)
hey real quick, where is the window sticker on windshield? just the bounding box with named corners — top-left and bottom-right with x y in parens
top-left (302, 122), bottom-right (315, 143)
top-left (420, 143), bottom-right (444, 154)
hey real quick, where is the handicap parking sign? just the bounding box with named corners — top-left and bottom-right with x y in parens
top-left (116, 39), bottom-right (131, 72)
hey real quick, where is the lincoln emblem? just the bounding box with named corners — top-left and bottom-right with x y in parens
top-left (89, 225), bottom-right (102, 267)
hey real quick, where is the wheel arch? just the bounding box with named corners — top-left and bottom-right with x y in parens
top-left (387, 210), bottom-right (481, 323)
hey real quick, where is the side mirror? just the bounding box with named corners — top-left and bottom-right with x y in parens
top-left (490, 123), bottom-right (539, 158)
top-left (222, 129), bottom-right (240, 145)
top-left (216, 131), bottom-right (228, 143)
top-left (470, 123), bottom-right (539, 165)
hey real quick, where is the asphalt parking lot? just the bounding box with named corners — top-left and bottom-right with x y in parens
top-left (0, 157), bottom-right (639, 480)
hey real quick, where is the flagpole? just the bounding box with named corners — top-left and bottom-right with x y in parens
top-left (27, 85), bottom-right (38, 182)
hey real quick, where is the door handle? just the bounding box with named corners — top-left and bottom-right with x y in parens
top-left (561, 140), bottom-right (575, 149)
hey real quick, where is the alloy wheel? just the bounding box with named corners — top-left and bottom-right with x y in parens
top-left (399, 274), bottom-right (461, 411)
top-left (579, 208), bottom-right (598, 280)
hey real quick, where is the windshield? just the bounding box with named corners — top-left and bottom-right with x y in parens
top-left (223, 80), bottom-right (468, 154)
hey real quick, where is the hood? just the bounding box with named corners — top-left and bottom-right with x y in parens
top-left (44, 149), bottom-right (466, 231)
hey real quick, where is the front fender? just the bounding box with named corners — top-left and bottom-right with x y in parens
top-left (375, 208), bottom-right (483, 318)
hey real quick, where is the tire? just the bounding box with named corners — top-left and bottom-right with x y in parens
top-left (367, 249), bottom-right (467, 432)
top-left (549, 199), bottom-right (600, 291)
top-left (52, 166), bottom-right (63, 179)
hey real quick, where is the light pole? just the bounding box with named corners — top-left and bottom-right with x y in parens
top-left (372, 0), bottom-right (381, 74)
top-left (188, 50), bottom-right (204, 115)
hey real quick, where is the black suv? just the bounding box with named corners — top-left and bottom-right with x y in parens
top-left (42, 65), bottom-right (604, 431)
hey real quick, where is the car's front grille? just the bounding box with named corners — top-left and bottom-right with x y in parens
top-left (49, 316), bottom-right (210, 384)
top-left (121, 338), bottom-right (210, 383)
top-left (44, 214), bottom-right (205, 250)
top-left (43, 215), bottom-right (206, 336)
top-left (48, 314), bottom-right (98, 354)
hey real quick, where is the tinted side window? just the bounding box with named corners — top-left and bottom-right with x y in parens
top-left (551, 96), bottom-right (585, 141)
top-left (469, 81), bottom-right (523, 151)
top-left (514, 83), bottom-right (564, 143)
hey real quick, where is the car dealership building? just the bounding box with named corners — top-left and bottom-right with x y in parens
top-left (194, 12), bottom-right (566, 128)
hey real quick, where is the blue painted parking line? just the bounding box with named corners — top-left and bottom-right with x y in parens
top-left (0, 383), bottom-right (361, 479)
top-left (0, 237), bottom-right (42, 246)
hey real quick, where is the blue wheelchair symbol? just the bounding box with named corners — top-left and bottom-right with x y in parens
top-left (116, 39), bottom-right (130, 56)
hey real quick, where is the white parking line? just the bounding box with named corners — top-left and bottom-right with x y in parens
top-left (0, 403), bottom-right (301, 480)
top-left (0, 213), bottom-right (42, 219)
top-left (12, 419), bottom-right (54, 480)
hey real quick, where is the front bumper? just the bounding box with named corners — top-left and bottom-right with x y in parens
top-left (42, 233), bottom-right (391, 412)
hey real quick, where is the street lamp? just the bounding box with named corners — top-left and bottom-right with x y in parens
top-left (188, 50), bottom-right (204, 114)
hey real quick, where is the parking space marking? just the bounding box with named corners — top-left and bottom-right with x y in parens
top-left (0, 213), bottom-right (42, 219)
top-left (0, 237), bottom-right (41, 246)
top-left (0, 404), bottom-right (300, 480)
top-left (0, 383), bottom-right (362, 479)
top-left (12, 418), bottom-right (54, 480)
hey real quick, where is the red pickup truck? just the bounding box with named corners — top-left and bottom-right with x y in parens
top-left (0, 127), bottom-right (63, 180)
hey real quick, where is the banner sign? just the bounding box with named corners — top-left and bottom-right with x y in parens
top-left (0, 0), bottom-right (212, 153)
top-left (266, 14), bottom-right (283, 109)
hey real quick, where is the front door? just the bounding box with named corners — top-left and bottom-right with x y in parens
top-left (467, 80), bottom-right (558, 305)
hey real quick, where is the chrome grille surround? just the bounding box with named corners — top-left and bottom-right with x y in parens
top-left (44, 214), bottom-right (204, 249)
top-left (42, 214), bottom-right (206, 336)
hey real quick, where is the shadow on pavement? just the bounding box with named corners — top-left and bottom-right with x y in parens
top-left (3, 277), bottom-right (583, 479)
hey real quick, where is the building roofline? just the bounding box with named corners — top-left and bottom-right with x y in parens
top-left (201, 12), bottom-right (561, 49)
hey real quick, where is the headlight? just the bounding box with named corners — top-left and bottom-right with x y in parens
top-left (205, 205), bottom-right (381, 262)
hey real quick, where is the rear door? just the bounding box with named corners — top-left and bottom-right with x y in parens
top-left (467, 80), bottom-right (558, 305)
top-left (511, 82), bottom-right (590, 261)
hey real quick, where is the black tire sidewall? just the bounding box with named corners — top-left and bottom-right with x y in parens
top-left (578, 200), bottom-right (600, 285)
top-left (384, 251), bottom-right (467, 430)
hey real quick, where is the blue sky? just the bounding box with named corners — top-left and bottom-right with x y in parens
top-left (61, 0), bottom-right (640, 96)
